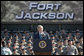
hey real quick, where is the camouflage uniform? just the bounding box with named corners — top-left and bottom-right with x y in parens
top-left (66, 45), bottom-right (79, 55)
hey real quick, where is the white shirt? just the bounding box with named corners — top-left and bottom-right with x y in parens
top-left (1, 47), bottom-right (12, 55)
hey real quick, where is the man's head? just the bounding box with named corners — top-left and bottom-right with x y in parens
top-left (58, 46), bottom-right (63, 50)
top-left (64, 39), bottom-right (68, 43)
top-left (79, 37), bottom-right (83, 42)
top-left (13, 49), bottom-right (17, 54)
top-left (28, 42), bottom-right (32, 46)
top-left (79, 48), bottom-right (83, 55)
top-left (37, 25), bottom-right (43, 32)
top-left (76, 42), bottom-right (80, 47)
top-left (2, 41), bottom-right (6, 47)
top-left (22, 39), bottom-right (26, 42)
top-left (52, 48), bottom-right (55, 52)
top-left (7, 42), bottom-right (11, 47)
top-left (16, 35), bottom-right (18, 39)
top-left (73, 36), bottom-right (77, 40)
top-left (22, 49), bottom-right (26, 54)
top-left (68, 40), bottom-right (72, 46)
top-left (13, 45), bottom-right (17, 49)
top-left (60, 41), bottom-right (63, 46)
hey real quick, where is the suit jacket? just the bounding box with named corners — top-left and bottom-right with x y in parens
top-left (33, 31), bottom-right (50, 40)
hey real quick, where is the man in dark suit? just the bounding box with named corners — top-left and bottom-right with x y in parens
top-left (34, 25), bottom-right (50, 40)
top-left (33, 25), bottom-right (52, 55)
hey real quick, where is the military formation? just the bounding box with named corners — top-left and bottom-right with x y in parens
top-left (1, 29), bottom-right (83, 55)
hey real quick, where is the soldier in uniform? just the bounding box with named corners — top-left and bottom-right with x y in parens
top-left (51, 47), bottom-right (56, 55)
top-left (66, 40), bottom-right (79, 55)
top-left (58, 40), bottom-right (65, 49)
top-left (79, 37), bottom-right (83, 47)
top-left (21, 49), bottom-right (28, 55)
top-left (56, 46), bottom-right (66, 55)
top-left (1, 41), bottom-right (12, 55)
top-left (64, 39), bottom-right (68, 47)
top-left (76, 41), bottom-right (83, 55)
top-left (13, 49), bottom-right (20, 55)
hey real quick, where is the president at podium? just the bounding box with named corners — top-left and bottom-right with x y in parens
top-left (33, 25), bottom-right (52, 55)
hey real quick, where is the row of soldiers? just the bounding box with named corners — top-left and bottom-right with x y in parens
top-left (1, 29), bottom-right (83, 55)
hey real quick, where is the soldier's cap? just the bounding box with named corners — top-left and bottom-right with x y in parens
top-left (13, 49), bottom-right (16, 51)
top-left (75, 41), bottom-right (80, 44)
top-left (13, 49), bottom-right (18, 51)
top-left (28, 46), bottom-right (31, 49)
top-left (58, 46), bottom-right (62, 48)
top-left (2, 41), bottom-right (6, 46)
top-left (68, 40), bottom-right (72, 42)
top-left (79, 36), bottom-right (83, 39)
top-left (28, 46), bottom-right (33, 49)
top-left (64, 39), bottom-right (68, 41)
top-left (71, 39), bottom-right (74, 41)
top-left (28, 42), bottom-right (32, 44)
top-left (73, 35), bottom-right (76, 37)
top-left (22, 48), bottom-right (25, 50)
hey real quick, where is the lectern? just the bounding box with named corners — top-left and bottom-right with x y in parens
top-left (33, 39), bottom-right (52, 55)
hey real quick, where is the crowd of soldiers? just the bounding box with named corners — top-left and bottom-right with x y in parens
top-left (51, 30), bottom-right (83, 55)
top-left (1, 29), bottom-right (83, 55)
top-left (1, 29), bottom-right (34, 55)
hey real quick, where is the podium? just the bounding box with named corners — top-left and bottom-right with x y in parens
top-left (33, 39), bottom-right (52, 55)
top-left (34, 52), bottom-right (51, 55)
